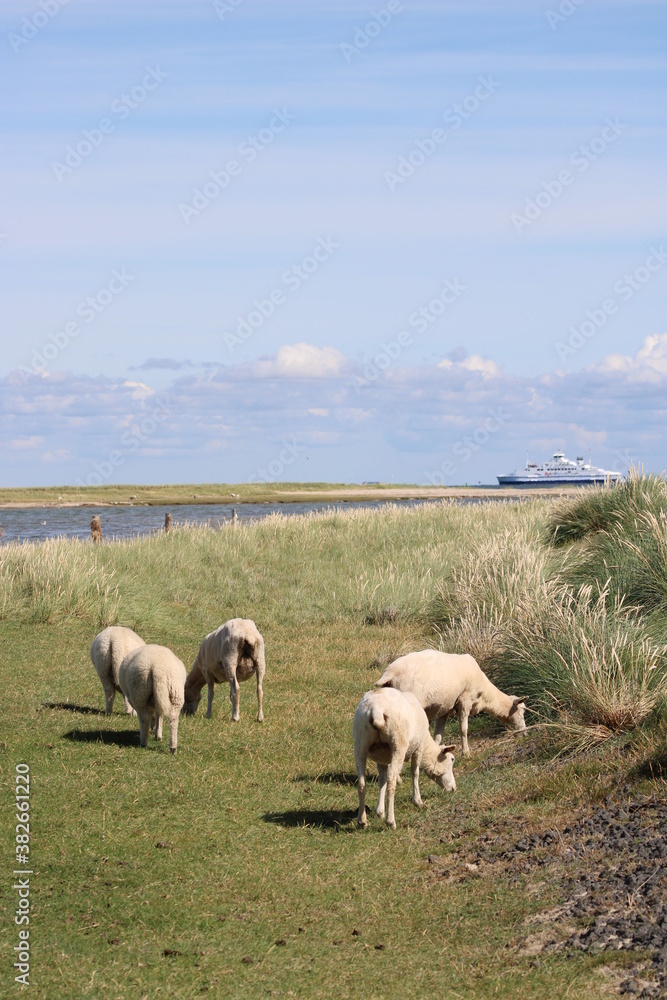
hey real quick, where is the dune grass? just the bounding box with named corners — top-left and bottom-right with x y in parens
top-left (543, 470), bottom-right (667, 547)
top-left (0, 498), bottom-right (665, 998)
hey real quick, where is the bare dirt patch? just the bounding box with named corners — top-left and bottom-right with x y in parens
top-left (427, 792), bottom-right (667, 996)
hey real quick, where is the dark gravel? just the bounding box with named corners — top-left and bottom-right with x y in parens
top-left (428, 792), bottom-right (667, 996)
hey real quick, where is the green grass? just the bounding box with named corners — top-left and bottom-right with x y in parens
top-left (0, 500), bottom-right (664, 998)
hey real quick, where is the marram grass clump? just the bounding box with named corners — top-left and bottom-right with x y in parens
top-left (431, 476), bottom-right (667, 744)
top-left (544, 470), bottom-right (667, 547)
top-left (497, 584), bottom-right (667, 732)
top-left (431, 518), bottom-right (549, 667)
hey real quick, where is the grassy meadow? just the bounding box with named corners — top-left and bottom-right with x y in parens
top-left (1, 485), bottom-right (666, 998)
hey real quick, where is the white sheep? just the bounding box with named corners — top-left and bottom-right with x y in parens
top-left (90, 626), bottom-right (145, 716)
top-left (183, 618), bottom-right (265, 722)
top-left (353, 687), bottom-right (456, 829)
top-left (375, 649), bottom-right (526, 756)
top-left (119, 645), bottom-right (186, 754)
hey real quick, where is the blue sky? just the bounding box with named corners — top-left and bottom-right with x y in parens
top-left (1, 0), bottom-right (665, 486)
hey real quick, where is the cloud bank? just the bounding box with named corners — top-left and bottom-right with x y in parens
top-left (2, 335), bottom-right (664, 486)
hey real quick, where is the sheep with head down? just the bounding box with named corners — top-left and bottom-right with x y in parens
top-left (183, 618), bottom-right (265, 722)
top-left (90, 626), bottom-right (145, 716)
top-left (353, 686), bottom-right (456, 830)
top-left (375, 649), bottom-right (527, 755)
top-left (119, 645), bottom-right (186, 754)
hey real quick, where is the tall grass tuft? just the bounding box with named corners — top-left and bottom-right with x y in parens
top-left (0, 538), bottom-right (120, 625)
top-left (556, 509), bottom-right (667, 618)
top-left (544, 470), bottom-right (667, 547)
top-left (497, 584), bottom-right (667, 732)
top-left (431, 520), bottom-right (549, 668)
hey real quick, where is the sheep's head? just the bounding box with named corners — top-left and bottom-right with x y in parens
top-left (433, 744), bottom-right (456, 792)
top-left (182, 689), bottom-right (202, 715)
top-left (507, 697), bottom-right (527, 732)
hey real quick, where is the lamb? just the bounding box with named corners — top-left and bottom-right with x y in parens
top-left (375, 649), bottom-right (526, 756)
top-left (90, 626), bottom-right (146, 715)
top-left (353, 687), bottom-right (456, 829)
top-left (90, 515), bottom-right (103, 543)
top-left (119, 645), bottom-right (186, 754)
top-left (183, 618), bottom-right (265, 722)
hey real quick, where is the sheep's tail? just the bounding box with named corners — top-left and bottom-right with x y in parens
top-left (370, 706), bottom-right (386, 730)
top-left (152, 667), bottom-right (172, 718)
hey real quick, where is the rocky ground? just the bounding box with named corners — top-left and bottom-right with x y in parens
top-left (427, 790), bottom-right (667, 996)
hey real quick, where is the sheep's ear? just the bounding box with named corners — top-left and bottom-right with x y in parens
top-left (439, 744), bottom-right (456, 757)
top-left (513, 697), bottom-right (527, 707)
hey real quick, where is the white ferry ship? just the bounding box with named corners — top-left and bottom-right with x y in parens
top-left (497, 451), bottom-right (623, 487)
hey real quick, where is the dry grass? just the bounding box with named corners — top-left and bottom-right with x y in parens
top-left (0, 537), bottom-right (120, 624)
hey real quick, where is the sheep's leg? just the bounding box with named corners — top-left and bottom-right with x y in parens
top-left (410, 753), bottom-right (423, 807)
top-left (355, 749), bottom-right (368, 827)
top-left (206, 682), bottom-right (215, 719)
top-left (375, 765), bottom-right (388, 819)
top-left (433, 716), bottom-right (446, 745)
top-left (138, 711), bottom-right (151, 748)
top-left (102, 679), bottom-right (116, 715)
top-left (229, 676), bottom-right (240, 722)
top-left (256, 672), bottom-right (264, 723)
top-left (385, 758), bottom-right (403, 830)
top-left (387, 766), bottom-right (398, 830)
top-left (155, 715), bottom-right (163, 740)
top-left (123, 694), bottom-right (136, 717)
top-left (457, 704), bottom-right (470, 756)
top-left (169, 711), bottom-right (179, 755)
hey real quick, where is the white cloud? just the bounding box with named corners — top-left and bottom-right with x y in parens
top-left (251, 343), bottom-right (348, 379)
top-left (123, 380), bottom-right (154, 399)
top-left (597, 333), bottom-right (667, 379)
top-left (459, 354), bottom-right (502, 379)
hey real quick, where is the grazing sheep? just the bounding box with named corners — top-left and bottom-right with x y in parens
top-left (119, 645), bottom-right (186, 754)
top-left (184, 618), bottom-right (265, 722)
top-left (376, 649), bottom-right (526, 756)
top-left (90, 515), bottom-right (102, 543)
top-left (353, 687), bottom-right (456, 829)
top-left (90, 626), bottom-right (145, 715)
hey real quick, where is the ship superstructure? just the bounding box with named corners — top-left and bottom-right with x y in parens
top-left (497, 451), bottom-right (623, 487)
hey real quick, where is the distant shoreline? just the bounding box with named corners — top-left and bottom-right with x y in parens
top-left (0, 484), bottom-right (580, 509)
